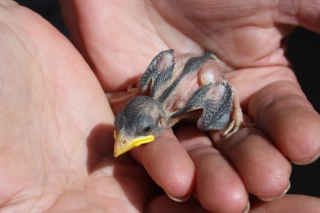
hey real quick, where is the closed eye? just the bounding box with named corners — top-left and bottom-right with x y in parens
top-left (143, 126), bottom-right (151, 134)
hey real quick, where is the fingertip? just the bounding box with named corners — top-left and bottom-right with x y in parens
top-left (258, 181), bottom-right (291, 202)
top-left (194, 148), bottom-right (248, 212)
top-left (176, 125), bottom-right (248, 213)
top-left (249, 82), bottom-right (320, 164)
top-left (165, 191), bottom-right (191, 202)
top-left (268, 107), bottom-right (320, 164)
top-left (196, 165), bottom-right (248, 213)
top-left (215, 127), bottom-right (292, 201)
top-left (292, 152), bottom-right (320, 165)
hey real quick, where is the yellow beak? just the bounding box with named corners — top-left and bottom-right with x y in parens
top-left (114, 131), bottom-right (155, 157)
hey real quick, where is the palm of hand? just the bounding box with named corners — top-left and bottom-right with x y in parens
top-left (0, 3), bottom-right (153, 212)
top-left (1, 1), bottom-right (320, 213)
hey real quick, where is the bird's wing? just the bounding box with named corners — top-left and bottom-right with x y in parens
top-left (170, 82), bottom-right (233, 131)
top-left (138, 49), bottom-right (175, 95)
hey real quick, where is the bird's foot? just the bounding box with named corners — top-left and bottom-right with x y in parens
top-left (222, 119), bottom-right (255, 138)
top-left (108, 83), bottom-right (139, 103)
top-left (221, 85), bottom-right (254, 138)
top-left (222, 113), bottom-right (242, 138)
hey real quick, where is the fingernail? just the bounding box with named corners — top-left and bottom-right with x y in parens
top-left (292, 152), bottom-right (320, 165)
top-left (259, 181), bottom-right (291, 202)
top-left (165, 191), bottom-right (191, 202)
top-left (242, 201), bottom-right (250, 213)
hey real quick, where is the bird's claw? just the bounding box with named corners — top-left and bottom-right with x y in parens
top-left (109, 83), bottom-right (139, 103)
top-left (221, 85), bottom-right (254, 138)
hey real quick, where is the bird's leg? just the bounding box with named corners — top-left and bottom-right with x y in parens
top-left (108, 83), bottom-right (140, 103)
top-left (222, 86), bottom-right (244, 137)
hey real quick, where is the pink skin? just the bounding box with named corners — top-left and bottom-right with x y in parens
top-left (161, 53), bottom-right (226, 113)
top-left (0, 0), bottom-right (320, 212)
top-left (65, 0), bottom-right (320, 212)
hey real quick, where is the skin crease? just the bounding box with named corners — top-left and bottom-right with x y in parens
top-left (0, 0), bottom-right (319, 213)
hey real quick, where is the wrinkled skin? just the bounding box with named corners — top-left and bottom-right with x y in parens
top-left (0, 0), bottom-right (320, 213)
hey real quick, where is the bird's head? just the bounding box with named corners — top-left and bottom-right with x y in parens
top-left (114, 96), bottom-right (167, 157)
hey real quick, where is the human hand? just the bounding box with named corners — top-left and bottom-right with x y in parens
top-left (1, 0), bottom-right (318, 212)
top-left (0, 1), bottom-right (150, 212)
top-left (58, 1), bottom-right (320, 212)
top-left (57, 0), bottom-right (320, 212)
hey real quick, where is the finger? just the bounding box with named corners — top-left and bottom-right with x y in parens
top-left (118, 129), bottom-right (196, 201)
top-left (145, 195), bottom-right (210, 213)
top-left (59, 0), bottom-right (169, 92)
top-left (175, 125), bottom-right (249, 213)
top-left (276, 0), bottom-right (320, 34)
top-left (248, 81), bottom-right (320, 164)
top-left (250, 194), bottom-right (320, 213)
top-left (210, 127), bottom-right (291, 201)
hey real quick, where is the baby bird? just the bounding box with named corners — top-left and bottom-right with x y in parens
top-left (113, 50), bottom-right (244, 157)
